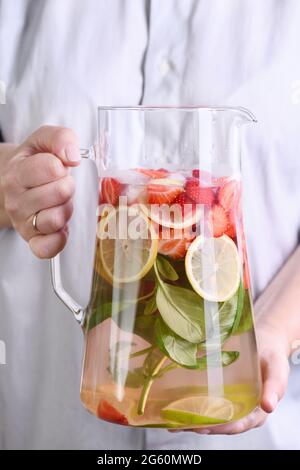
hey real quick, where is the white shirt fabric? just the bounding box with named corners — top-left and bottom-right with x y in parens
top-left (0, 0), bottom-right (300, 450)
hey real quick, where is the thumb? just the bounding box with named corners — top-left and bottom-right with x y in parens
top-left (260, 348), bottom-right (290, 413)
top-left (21, 125), bottom-right (81, 167)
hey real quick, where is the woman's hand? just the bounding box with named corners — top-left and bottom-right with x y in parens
top-left (0, 126), bottom-right (80, 258)
top-left (170, 322), bottom-right (290, 435)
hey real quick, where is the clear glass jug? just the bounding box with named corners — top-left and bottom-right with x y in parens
top-left (51, 106), bottom-right (261, 428)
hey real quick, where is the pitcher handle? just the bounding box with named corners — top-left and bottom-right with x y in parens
top-left (50, 147), bottom-right (93, 325)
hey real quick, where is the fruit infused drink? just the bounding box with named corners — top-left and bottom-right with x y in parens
top-left (80, 168), bottom-right (260, 428)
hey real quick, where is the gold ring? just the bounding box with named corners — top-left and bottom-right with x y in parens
top-left (32, 212), bottom-right (40, 232)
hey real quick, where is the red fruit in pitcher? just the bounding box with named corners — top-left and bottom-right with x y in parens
top-left (97, 400), bottom-right (128, 425)
top-left (158, 238), bottom-right (188, 259)
top-left (209, 204), bottom-right (229, 237)
top-left (148, 183), bottom-right (184, 205)
top-left (226, 223), bottom-right (237, 239)
top-left (218, 179), bottom-right (241, 213)
top-left (185, 179), bottom-right (215, 205)
top-left (173, 192), bottom-right (195, 209)
top-left (101, 178), bottom-right (122, 206)
top-left (136, 168), bottom-right (168, 179)
top-left (158, 228), bottom-right (195, 259)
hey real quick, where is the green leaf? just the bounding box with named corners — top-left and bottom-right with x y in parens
top-left (156, 283), bottom-right (205, 343)
top-left (233, 290), bottom-right (253, 335)
top-left (133, 314), bottom-right (157, 345)
top-left (205, 282), bottom-right (245, 347)
top-left (231, 282), bottom-right (245, 334)
top-left (144, 295), bottom-right (157, 316)
top-left (192, 351), bottom-right (240, 370)
top-left (156, 256), bottom-right (179, 281)
top-left (155, 317), bottom-right (198, 367)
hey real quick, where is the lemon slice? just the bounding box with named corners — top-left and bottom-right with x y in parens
top-left (140, 203), bottom-right (201, 229)
top-left (185, 235), bottom-right (240, 302)
top-left (161, 396), bottom-right (234, 425)
top-left (148, 177), bottom-right (185, 187)
top-left (98, 206), bottom-right (158, 283)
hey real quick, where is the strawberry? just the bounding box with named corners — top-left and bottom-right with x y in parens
top-left (136, 168), bottom-right (168, 179)
top-left (173, 192), bottom-right (186, 207)
top-left (173, 192), bottom-right (195, 209)
top-left (208, 204), bottom-right (229, 237)
top-left (97, 400), bottom-right (128, 425)
top-left (148, 183), bottom-right (183, 205)
top-left (158, 228), bottom-right (195, 259)
top-left (101, 178), bottom-right (122, 206)
top-left (192, 169), bottom-right (213, 182)
top-left (192, 169), bottom-right (200, 178)
top-left (218, 179), bottom-right (241, 213)
top-left (185, 179), bottom-right (215, 205)
top-left (225, 223), bottom-right (236, 239)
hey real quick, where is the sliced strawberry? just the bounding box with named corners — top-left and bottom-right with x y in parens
top-left (208, 204), bottom-right (229, 237)
top-left (148, 183), bottom-right (184, 205)
top-left (158, 228), bottom-right (195, 259)
top-left (218, 179), bottom-right (241, 213)
top-left (192, 169), bottom-right (213, 182)
top-left (173, 192), bottom-right (186, 207)
top-left (97, 400), bottom-right (128, 425)
top-left (158, 237), bottom-right (188, 259)
top-left (225, 223), bottom-right (236, 239)
top-left (173, 192), bottom-right (195, 209)
top-left (185, 179), bottom-right (215, 205)
top-left (136, 168), bottom-right (168, 179)
top-left (101, 178), bottom-right (122, 206)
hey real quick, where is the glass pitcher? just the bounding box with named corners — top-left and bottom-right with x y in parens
top-left (51, 106), bottom-right (261, 429)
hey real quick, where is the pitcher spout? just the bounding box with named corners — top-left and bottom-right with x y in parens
top-left (231, 106), bottom-right (258, 124)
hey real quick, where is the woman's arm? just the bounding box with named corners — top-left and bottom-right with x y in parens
top-left (0, 143), bottom-right (16, 228)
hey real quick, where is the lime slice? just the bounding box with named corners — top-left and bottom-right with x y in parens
top-left (185, 235), bottom-right (240, 301)
top-left (98, 206), bottom-right (158, 284)
top-left (161, 396), bottom-right (234, 425)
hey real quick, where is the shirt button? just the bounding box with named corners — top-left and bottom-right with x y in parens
top-left (159, 59), bottom-right (172, 76)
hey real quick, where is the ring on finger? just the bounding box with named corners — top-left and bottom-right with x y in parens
top-left (32, 211), bottom-right (41, 233)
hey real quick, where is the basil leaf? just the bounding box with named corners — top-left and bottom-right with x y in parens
top-left (189, 351), bottom-right (240, 370)
top-left (155, 317), bottom-right (198, 367)
top-left (206, 282), bottom-right (244, 346)
top-left (233, 290), bottom-right (253, 335)
top-left (144, 296), bottom-right (157, 316)
top-left (156, 256), bottom-right (179, 281)
top-left (156, 283), bottom-right (205, 343)
top-left (231, 282), bottom-right (245, 334)
top-left (133, 314), bottom-right (157, 345)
